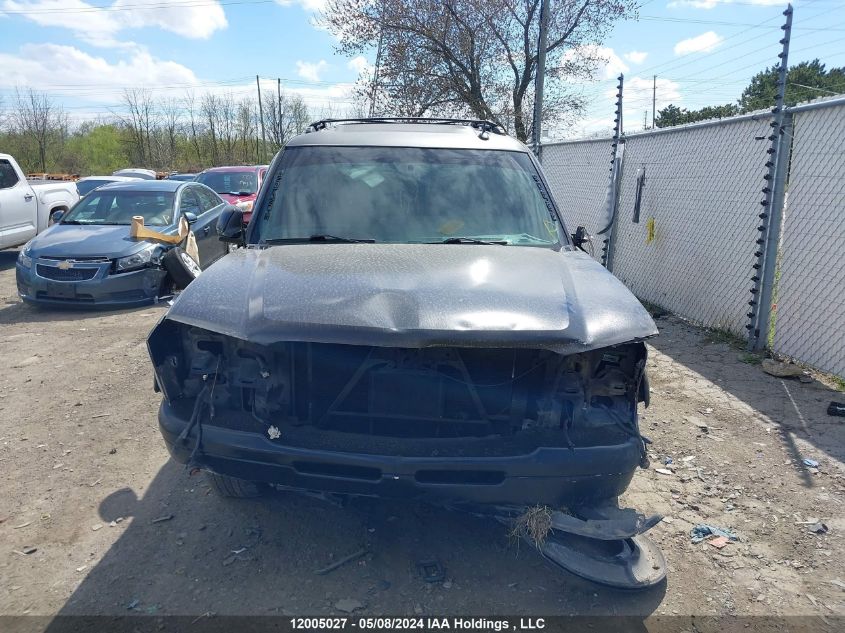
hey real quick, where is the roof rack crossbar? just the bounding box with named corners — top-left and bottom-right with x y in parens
top-left (305, 117), bottom-right (506, 135)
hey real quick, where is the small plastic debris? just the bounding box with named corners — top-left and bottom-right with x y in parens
top-left (691, 524), bottom-right (739, 544)
top-left (334, 599), bottom-right (364, 613)
top-left (828, 402), bottom-right (845, 417)
top-left (109, 518), bottom-right (124, 527)
top-left (267, 426), bottom-right (281, 440)
top-left (699, 407), bottom-right (714, 415)
top-left (12, 521), bottom-right (31, 529)
top-left (76, 565), bottom-right (87, 572)
top-left (808, 522), bottom-right (829, 534)
top-left (151, 514), bottom-right (174, 524)
top-left (655, 468), bottom-right (674, 476)
top-left (802, 458), bottom-right (819, 468)
top-left (14, 546), bottom-right (37, 555)
top-left (91, 524), bottom-right (103, 531)
top-left (315, 548), bottom-right (368, 575)
top-left (709, 536), bottom-right (731, 549)
top-left (664, 457), bottom-right (673, 465)
top-left (127, 599), bottom-right (139, 610)
top-left (417, 560), bottom-right (445, 583)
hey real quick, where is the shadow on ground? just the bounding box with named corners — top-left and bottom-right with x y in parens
top-left (39, 459), bottom-right (664, 627)
top-left (648, 316), bottom-right (844, 487)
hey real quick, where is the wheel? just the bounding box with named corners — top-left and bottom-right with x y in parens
top-left (162, 247), bottom-right (201, 290)
top-left (206, 472), bottom-right (263, 498)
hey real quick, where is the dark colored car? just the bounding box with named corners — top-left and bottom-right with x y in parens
top-left (16, 180), bottom-right (233, 308)
top-left (148, 119), bottom-right (657, 508)
top-left (166, 173), bottom-right (198, 182)
top-left (195, 165), bottom-right (268, 224)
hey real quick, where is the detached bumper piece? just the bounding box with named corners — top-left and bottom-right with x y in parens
top-left (504, 504), bottom-right (666, 589)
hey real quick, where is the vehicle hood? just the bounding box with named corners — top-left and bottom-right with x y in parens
top-left (163, 244), bottom-right (657, 353)
top-left (28, 223), bottom-right (173, 259)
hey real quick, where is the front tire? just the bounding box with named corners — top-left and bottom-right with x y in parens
top-left (206, 472), bottom-right (263, 498)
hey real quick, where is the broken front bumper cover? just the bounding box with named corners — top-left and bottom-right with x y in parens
top-left (158, 399), bottom-right (643, 507)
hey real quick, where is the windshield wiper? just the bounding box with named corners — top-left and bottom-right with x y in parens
top-left (438, 237), bottom-right (508, 245)
top-left (262, 234), bottom-right (376, 244)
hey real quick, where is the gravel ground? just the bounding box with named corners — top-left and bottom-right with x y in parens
top-left (1, 247), bottom-right (843, 629)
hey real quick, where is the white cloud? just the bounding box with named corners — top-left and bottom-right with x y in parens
top-left (275, 0), bottom-right (328, 12)
top-left (562, 45), bottom-right (629, 81)
top-left (296, 60), bottom-right (329, 82)
top-left (624, 51), bottom-right (648, 65)
top-left (0, 0), bottom-right (228, 47)
top-left (0, 43), bottom-right (199, 97)
top-left (674, 31), bottom-right (724, 56)
top-left (347, 55), bottom-right (370, 75)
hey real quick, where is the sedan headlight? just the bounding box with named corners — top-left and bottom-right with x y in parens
top-left (115, 245), bottom-right (156, 273)
top-left (18, 244), bottom-right (33, 269)
top-left (235, 200), bottom-right (254, 213)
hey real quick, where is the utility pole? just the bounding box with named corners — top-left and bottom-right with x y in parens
top-left (532, 0), bottom-right (550, 155)
top-left (643, 110), bottom-right (648, 130)
top-left (652, 75), bottom-right (657, 128)
top-left (277, 78), bottom-right (283, 147)
top-left (256, 75), bottom-right (267, 163)
top-left (370, 4), bottom-right (385, 117)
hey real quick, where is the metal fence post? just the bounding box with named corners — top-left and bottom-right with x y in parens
top-left (747, 3), bottom-right (792, 350)
top-left (599, 74), bottom-right (624, 269)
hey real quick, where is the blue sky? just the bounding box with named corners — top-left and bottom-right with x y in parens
top-left (0, 0), bottom-right (843, 139)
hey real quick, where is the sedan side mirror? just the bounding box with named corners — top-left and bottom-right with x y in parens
top-left (217, 206), bottom-right (244, 243)
top-left (51, 210), bottom-right (64, 224)
top-left (571, 226), bottom-right (591, 253)
top-left (183, 211), bottom-right (198, 224)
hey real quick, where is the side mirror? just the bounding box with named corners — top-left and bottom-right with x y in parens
top-left (51, 210), bottom-right (64, 224)
top-left (183, 211), bottom-right (198, 224)
top-left (217, 206), bottom-right (244, 243)
top-left (571, 226), bottom-right (590, 252)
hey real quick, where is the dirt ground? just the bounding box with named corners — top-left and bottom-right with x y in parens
top-left (1, 246), bottom-right (844, 629)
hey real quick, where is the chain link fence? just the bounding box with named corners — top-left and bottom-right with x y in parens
top-left (771, 101), bottom-right (845, 378)
top-left (540, 98), bottom-right (845, 379)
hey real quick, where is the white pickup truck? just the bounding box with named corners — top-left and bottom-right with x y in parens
top-left (0, 153), bottom-right (79, 250)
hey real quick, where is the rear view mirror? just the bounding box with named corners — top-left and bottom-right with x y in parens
top-left (217, 206), bottom-right (244, 244)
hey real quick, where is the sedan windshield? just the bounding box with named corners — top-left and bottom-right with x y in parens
top-left (196, 171), bottom-right (258, 195)
top-left (252, 147), bottom-right (561, 246)
top-left (61, 190), bottom-right (175, 226)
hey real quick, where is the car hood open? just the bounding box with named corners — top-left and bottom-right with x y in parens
top-left (162, 244), bottom-right (657, 353)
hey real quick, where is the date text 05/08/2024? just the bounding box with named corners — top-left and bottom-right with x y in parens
top-left (290, 618), bottom-right (546, 631)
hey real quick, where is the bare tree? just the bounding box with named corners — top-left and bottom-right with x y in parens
top-left (184, 92), bottom-right (204, 165)
top-left (12, 88), bottom-right (66, 172)
top-left (122, 88), bottom-right (156, 166)
top-left (323, 0), bottom-right (636, 141)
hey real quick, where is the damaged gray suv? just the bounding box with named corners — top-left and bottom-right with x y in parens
top-left (148, 118), bottom-right (658, 512)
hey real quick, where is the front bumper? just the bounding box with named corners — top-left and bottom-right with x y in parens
top-left (158, 399), bottom-right (642, 506)
top-left (16, 260), bottom-right (166, 308)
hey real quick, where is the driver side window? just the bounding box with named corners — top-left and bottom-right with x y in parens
top-left (179, 188), bottom-right (201, 216)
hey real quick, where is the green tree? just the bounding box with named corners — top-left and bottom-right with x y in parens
top-left (739, 59), bottom-right (845, 112)
top-left (654, 103), bottom-right (738, 128)
top-left (62, 124), bottom-right (130, 175)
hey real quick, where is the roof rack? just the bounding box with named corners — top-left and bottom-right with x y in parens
top-left (305, 117), bottom-right (507, 136)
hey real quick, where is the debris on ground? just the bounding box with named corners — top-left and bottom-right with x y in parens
top-left (126, 599), bottom-right (139, 610)
top-left (691, 524), bottom-right (739, 544)
top-left (687, 416), bottom-right (709, 433)
top-left (828, 402), bottom-right (845, 417)
top-left (808, 522), bottom-right (829, 535)
top-left (655, 468), bottom-right (674, 475)
top-left (761, 359), bottom-right (806, 379)
top-left (509, 505), bottom-right (552, 548)
top-left (664, 456), bottom-right (674, 465)
top-left (417, 560), bottom-right (446, 583)
top-left (91, 523), bottom-right (103, 531)
top-left (12, 521), bottom-right (31, 529)
top-left (150, 514), bottom-right (174, 524)
top-left (13, 546), bottom-right (37, 556)
top-left (267, 426), bottom-right (281, 440)
top-left (334, 599), bottom-right (364, 613)
top-left (315, 548), bottom-right (368, 575)
top-left (708, 536), bottom-right (731, 549)
top-left (829, 579), bottom-right (845, 591)
top-left (802, 458), bottom-right (819, 468)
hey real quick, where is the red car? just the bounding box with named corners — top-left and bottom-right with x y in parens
top-left (195, 165), bottom-right (268, 224)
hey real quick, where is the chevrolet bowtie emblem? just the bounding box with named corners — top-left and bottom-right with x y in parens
top-left (57, 260), bottom-right (73, 270)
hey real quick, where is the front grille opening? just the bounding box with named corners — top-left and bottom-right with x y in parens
top-left (415, 470), bottom-right (505, 485)
top-left (292, 461), bottom-right (381, 481)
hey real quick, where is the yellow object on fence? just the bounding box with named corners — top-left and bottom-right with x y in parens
top-left (645, 217), bottom-right (656, 245)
